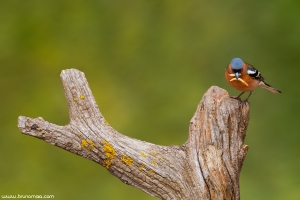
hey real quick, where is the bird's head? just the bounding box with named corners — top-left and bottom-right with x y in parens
top-left (230, 58), bottom-right (243, 80)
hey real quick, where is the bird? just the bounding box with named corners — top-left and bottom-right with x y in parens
top-left (225, 58), bottom-right (281, 102)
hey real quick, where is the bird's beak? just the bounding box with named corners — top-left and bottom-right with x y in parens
top-left (235, 72), bottom-right (240, 80)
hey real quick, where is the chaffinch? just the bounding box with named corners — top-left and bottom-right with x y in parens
top-left (225, 58), bottom-right (281, 102)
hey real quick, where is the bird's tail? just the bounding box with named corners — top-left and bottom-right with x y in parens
top-left (259, 81), bottom-right (282, 94)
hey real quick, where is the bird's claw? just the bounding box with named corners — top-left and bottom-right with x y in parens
top-left (241, 99), bottom-right (250, 105)
top-left (230, 96), bottom-right (250, 104)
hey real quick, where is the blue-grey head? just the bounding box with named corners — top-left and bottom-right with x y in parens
top-left (230, 58), bottom-right (244, 79)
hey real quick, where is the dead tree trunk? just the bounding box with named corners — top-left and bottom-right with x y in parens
top-left (18, 69), bottom-right (249, 200)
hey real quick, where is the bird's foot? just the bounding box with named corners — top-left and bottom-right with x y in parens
top-left (230, 96), bottom-right (250, 104)
top-left (230, 96), bottom-right (242, 101)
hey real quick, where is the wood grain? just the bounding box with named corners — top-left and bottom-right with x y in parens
top-left (18, 69), bottom-right (249, 200)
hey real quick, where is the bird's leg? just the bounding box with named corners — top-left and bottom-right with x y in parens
top-left (242, 91), bottom-right (253, 103)
top-left (230, 92), bottom-right (245, 101)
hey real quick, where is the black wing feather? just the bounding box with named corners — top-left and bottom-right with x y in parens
top-left (245, 63), bottom-right (264, 81)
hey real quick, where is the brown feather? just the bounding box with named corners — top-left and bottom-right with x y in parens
top-left (259, 81), bottom-right (281, 93)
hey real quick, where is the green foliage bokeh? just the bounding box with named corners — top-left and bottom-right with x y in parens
top-left (1, 1), bottom-right (299, 199)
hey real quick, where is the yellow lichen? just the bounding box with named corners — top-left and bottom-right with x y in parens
top-left (102, 140), bottom-right (116, 159)
top-left (87, 139), bottom-right (94, 146)
top-left (139, 166), bottom-right (143, 171)
top-left (103, 159), bottom-right (111, 169)
top-left (152, 160), bottom-right (157, 166)
top-left (80, 94), bottom-right (85, 99)
top-left (81, 139), bottom-right (95, 151)
top-left (157, 155), bottom-right (161, 160)
top-left (103, 119), bottom-right (110, 126)
top-left (121, 154), bottom-right (133, 166)
top-left (150, 150), bottom-right (156, 155)
top-left (140, 151), bottom-right (146, 158)
top-left (242, 144), bottom-right (248, 151)
top-left (101, 140), bottom-right (116, 169)
top-left (149, 169), bottom-right (155, 179)
top-left (77, 132), bottom-right (81, 136)
top-left (73, 97), bottom-right (77, 101)
top-left (81, 140), bottom-right (88, 147)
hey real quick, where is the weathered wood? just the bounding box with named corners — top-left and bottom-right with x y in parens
top-left (18, 69), bottom-right (249, 200)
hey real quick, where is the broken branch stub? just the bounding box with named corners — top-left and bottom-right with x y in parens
top-left (18, 69), bottom-right (249, 200)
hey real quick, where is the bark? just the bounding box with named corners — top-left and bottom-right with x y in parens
top-left (18, 69), bottom-right (249, 200)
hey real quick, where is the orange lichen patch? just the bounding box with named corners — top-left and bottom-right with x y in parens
top-left (81, 139), bottom-right (95, 151)
top-left (140, 151), bottom-right (146, 158)
top-left (80, 94), bottom-right (85, 99)
top-left (150, 150), bottom-right (156, 155)
top-left (102, 140), bottom-right (116, 159)
top-left (152, 160), bottom-right (157, 166)
top-left (121, 154), bottom-right (133, 166)
top-left (103, 159), bottom-right (112, 169)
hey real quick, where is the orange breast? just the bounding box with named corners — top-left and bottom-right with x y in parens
top-left (225, 67), bottom-right (260, 92)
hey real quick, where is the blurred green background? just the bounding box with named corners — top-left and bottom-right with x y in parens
top-left (1, 0), bottom-right (299, 199)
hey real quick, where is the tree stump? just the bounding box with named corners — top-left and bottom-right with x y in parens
top-left (18, 69), bottom-right (249, 200)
